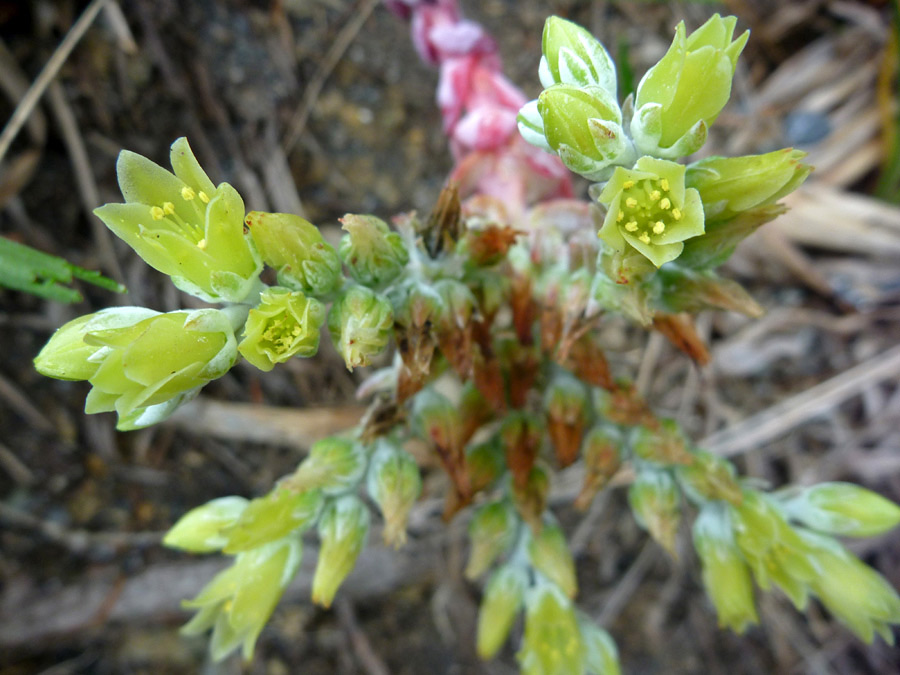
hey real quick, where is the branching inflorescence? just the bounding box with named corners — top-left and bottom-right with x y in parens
top-left (34, 1), bottom-right (900, 671)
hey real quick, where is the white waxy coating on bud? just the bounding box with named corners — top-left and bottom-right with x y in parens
top-left (164, 496), bottom-right (249, 553)
top-left (327, 285), bottom-right (394, 371)
top-left (367, 439), bottom-right (422, 548)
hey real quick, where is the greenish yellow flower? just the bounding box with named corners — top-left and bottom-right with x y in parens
top-left (477, 565), bottom-right (528, 660)
top-left (164, 496), bottom-right (248, 553)
top-left (527, 522), bottom-right (578, 598)
top-left (632, 15), bottom-right (748, 158)
top-left (529, 85), bottom-right (632, 181)
top-left (311, 495), bottom-right (370, 608)
top-left (798, 529), bottom-right (900, 644)
top-left (238, 287), bottom-right (325, 371)
top-left (222, 487), bottom-right (323, 554)
top-left (781, 482), bottom-right (900, 538)
top-left (366, 439), bottom-right (422, 548)
top-left (338, 214), bottom-right (409, 287)
top-left (597, 157), bottom-right (705, 268)
top-left (628, 468), bottom-right (681, 556)
top-left (54, 308), bottom-right (238, 431)
top-left (94, 138), bottom-right (262, 303)
top-left (34, 306), bottom-right (157, 381)
top-left (539, 16), bottom-right (617, 94)
top-left (287, 436), bottom-right (367, 496)
top-left (518, 582), bottom-right (585, 675)
top-left (729, 490), bottom-right (817, 610)
top-left (327, 285), bottom-right (394, 370)
top-left (466, 500), bottom-right (519, 580)
top-left (686, 149), bottom-right (812, 221)
top-left (246, 211), bottom-right (341, 297)
top-left (693, 505), bottom-right (759, 634)
top-left (181, 536), bottom-right (303, 661)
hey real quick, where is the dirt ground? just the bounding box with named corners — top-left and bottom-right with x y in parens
top-left (1, 0), bottom-right (900, 673)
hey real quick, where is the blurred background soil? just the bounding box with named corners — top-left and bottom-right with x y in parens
top-left (2, 0), bottom-right (900, 673)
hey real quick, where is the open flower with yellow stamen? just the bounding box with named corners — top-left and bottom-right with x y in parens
top-left (238, 287), bottom-right (325, 372)
top-left (94, 137), bottom-right (262, 303)
top-left (596, 156), bottom-right (704, 268)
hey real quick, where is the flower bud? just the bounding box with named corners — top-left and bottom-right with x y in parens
top-left (287, 436), bottom-right (367, 496)
top-left (477, 565), bottom-right (528, 659)
top-left (597, 157), bottom-right (705, 268)
top-left (466, 437), bottom-right (506, 494)
top-left (501, 412), bottom-right (543, 492)
top-left (76, 309), bottom-right (238, 430)
top-left (780, 482), bottom-right (900, 538)
top-left (238, 287), bottom-right (325, 371)
top-left (466, 500), bottom-right (519, 580)
top-left (367, 439), bottom-right (422, 548)
top-left (632, 15), bottom-right (748, 157)
top-left (534, 85), bottom-right (631, 181)
top-left (579, 617), bottom-right (621, 675)
top-left (327, 285), bottom-right (393, 370)
top-left (544, 373), bottom-right (590, 468)
top-left (676, 450), bottom-right (743, 505)
top-left (527, 522), bottom-right (577, 598)
top-left (164, 496), bottom-right (248, 553)
top-left (95, 138), bottom-right (262, 303)
top-left (630, 419), bottom-right (693, 466)
top-left (518, 582), bottom-right (585, 675)
top-left (692, 504), bottom-right (758, 634)
top-left (338, 214), bottom-right (409, 287)
top-left (575, 425), bottom-right (622, 510)
top-left (539, 16), bottom-right (616, 94)
top-left (659, 269), bottom-right (764, 318)
top-left (799, 529), bottom-right (900, 644)
top-left (34, 306), bottom-right (157, 381)
top-left (223, 487), bottom-right (323, 553)
top-left (686, 149), bottom-right (811, 221)
top-left (312, 495), bottom-right (370, 608)
top-left (246, 211), bottom-right (341, 297)
top-left (628, 468), bottom-right (681, 557)
top-left (181, 536), bottom-right (303, 661)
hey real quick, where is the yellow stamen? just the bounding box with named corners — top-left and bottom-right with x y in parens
top-left (616, 210), bottom-right (625, 222)
top-left (650, 190), bottom-right (661, 201)
top-left (198, 191), bottom-right (210, 204)
top-left (625, 197), bottom-right (638, 209)
top-left (623, 180), bottom-right (635, 189)
top-left (150, 206), bottom-right (165, 220)
top-left (659, 197), bottom-right (671, 210)
top-left (163, 201), bottom-right (175, 215)
top-left (672, 208), bottom-right (682, 220)
top-left (181, 186), bottom-right (196, 201)
top-left (653, 221), bottom-right (666, 234)
top-left (660, 178), bottom-right (670, 191)
top-left (197, 238), bottom-right (207, 249)
top-left (639, 232), bottom-right (651, 244)
top-left (624, 221), bottom-right (638, 232)
top-left (292, 326), bottom-right (302, 336)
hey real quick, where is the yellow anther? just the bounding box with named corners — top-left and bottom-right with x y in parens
top-left (624, 221), bottom-right (638, 232)
top-left (639, 232), bottom-right (651, 244)
top-left (181, 186), bottom-right (196, 201)
top-left (293, 325), bottom-right (302, 336)
top-left (616, 210), bottom-right (625, 222)
top-left (198, 191), bottom-right (210, 204)
top-left (660, 178), bottom-right (670, 191)
top-left (150, 206), bottom-right (165, 220)
top-left (672, 208), bottom-right (682, 220)
top-left (650, 190), bottom-right (661, 201)
top-left (653, 221), bottom-right (666, 234)
top-left (163, 201), bottom-right (175, 215)
top-left (625, 197), bottom-right (638, 209)
top-left (659, 197), bottom-right (671, 210)
top-left (197, 238), bottom-right (207, 249)
top-left (623, 180), bottom-right (635, 189)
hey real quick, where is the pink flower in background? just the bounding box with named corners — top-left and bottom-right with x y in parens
top-left (386, 0), bottom-right (574, 214)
